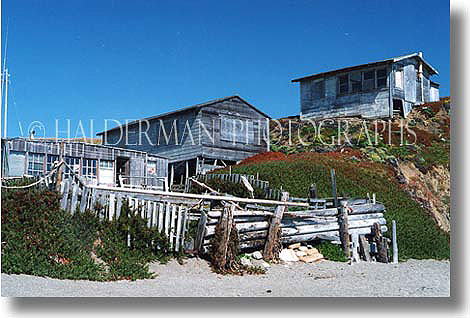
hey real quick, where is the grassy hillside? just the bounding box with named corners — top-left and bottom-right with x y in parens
top-left (215, 151), bottom-right (450, 260)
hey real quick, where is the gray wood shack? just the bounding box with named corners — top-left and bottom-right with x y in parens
top-left (292, 52), bottom-right (440, 119)
top-left (97, 96), bottom-right (270, 185)
top-left (1, 138), bottom-right (168, 189)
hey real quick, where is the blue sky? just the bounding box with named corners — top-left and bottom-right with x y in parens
top-left (1, 0), bottom-right (450, 138)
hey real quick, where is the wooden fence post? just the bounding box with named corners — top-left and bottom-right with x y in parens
top-left (392, 220), bottom-right (398, 264)
top-left (339, 200), bottom-right (350, 258)
top-left (195, 210), bottom-right (208, 253)
top-left (330, 169), bottom-right (338, 208)
top-left (263, 191), bottom-right (289, 261)
top-left (372, 222), bottom-right (388, 263)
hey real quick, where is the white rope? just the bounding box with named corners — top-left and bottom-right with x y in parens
top-left (0, 160), bottom-right (64, 189)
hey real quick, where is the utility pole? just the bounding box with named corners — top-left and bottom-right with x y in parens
top-left (3, 69), bottom-right (9, 138)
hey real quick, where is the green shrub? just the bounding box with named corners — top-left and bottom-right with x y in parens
top-left (218, 157), bottom-right (450, 260)
top-left (2, 182), bottom-right (175, 281)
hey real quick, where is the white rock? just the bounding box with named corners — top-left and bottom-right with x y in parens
top-left (298, 246), bottom-right (308, 251)
top-left (252, 251), bottom-right (263, 260)
top-left (240, 257), bottom-right (252, 267)
top-left (295, 250), bottom-right (307, 257)
top-left (279, 249), bottom-right (299, 262)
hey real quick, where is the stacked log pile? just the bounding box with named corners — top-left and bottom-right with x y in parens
top-left (198, 199), bottom-right (387, 254)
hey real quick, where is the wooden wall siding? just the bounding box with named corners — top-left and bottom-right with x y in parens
top-left (299, 56), bottom-right (439, 120)
top-left (3, 138), bottom-right (169, 183)
top-left (299, 66), bottom-right (392, 120)
top-left (102, 97), bottom-right (269, 164)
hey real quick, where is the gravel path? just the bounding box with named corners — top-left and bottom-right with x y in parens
top-left (1, 259), bottom-right (449, 297)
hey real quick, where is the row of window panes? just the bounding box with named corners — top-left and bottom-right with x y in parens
top-left (338, 68), bottom-right (387, 95)
top-left (82, 159), bottom-right (97, 177)
top-left (27, 153), bottom-right (45, 176)
top-left (25, 153), bottom-right (110, 178)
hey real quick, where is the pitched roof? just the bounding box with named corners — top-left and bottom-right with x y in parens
top-left (291, 52), bottom-right (438, 83)
top-left (96, 95), bottom-right (270, 136)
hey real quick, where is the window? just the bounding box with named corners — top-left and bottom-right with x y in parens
top-left (64, 156), bottom-right (80, 178)
top-left (312, 80), bottom-right (325, 99)
top-left (82, 159), bottom-right (97, 178)
top-left (46, 154), bottom-right (59, 172)
top-left (220, 117), bottom-right (254, 144)
top-left (350, 72), bottom-right (362, 93)
top-left (99, 160), bottom-right (113, 169)
top-left (338, 75), bottom-right (349, 94)
top-left (395, 69), bottom-right (404, 89)
top-left (27, 153), bottom-right (44, 176)
top-left (362, 70), bottom-right (375, 91)
top-left (376, 68), bottom-right (387, 88)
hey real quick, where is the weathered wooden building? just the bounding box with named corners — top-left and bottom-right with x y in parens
top-left (1, 138), bottom-right (168, 189)
top-left (292, 52), bottom-right (440, 119)
top-left (98, 96), bottom-right (270, 185)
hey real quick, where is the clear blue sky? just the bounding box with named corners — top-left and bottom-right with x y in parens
top-left (1, 0), bottom-right (450, 138)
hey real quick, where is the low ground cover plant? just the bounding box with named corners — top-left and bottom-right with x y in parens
top-left (1, 180), bottom-right (175, 281)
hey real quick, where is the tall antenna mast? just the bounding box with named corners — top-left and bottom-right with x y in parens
top-left (2, 19), bottom-right (10, 138)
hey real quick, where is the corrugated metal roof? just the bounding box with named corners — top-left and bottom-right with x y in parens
top-left (96, 95), bottom-right (270, 136)
top-left (291, 52), bottom-right (438, 83)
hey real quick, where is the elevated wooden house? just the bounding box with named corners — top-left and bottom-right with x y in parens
top-left (1, 138), bottom-right (168, 189)
top-left (292, 52), bottom-right (440, 119)
top-left (97, 96), bottom-right (270, 185)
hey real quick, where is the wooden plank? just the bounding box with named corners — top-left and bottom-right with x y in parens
top-left (60, 180), bottom-right (70, 211)
top-left (116, 194), bottom-right (123, 219)
top-left (330, 169), bottom-right (338, 208)
top-left (338, 201), bottom-right (350, 259)
top-left (181, 207), bottom-right (188, 250)
top-left (109, 193), bottom-right (115, 221)
top-left (359, 234), bottom-right (372, 262)
top-left (195, 210), bottom-right (208, 253)
top-left (170, 205), bottom-right (177, 250)
top-left (158, 203), bottom-right (164, 232)
top-left (263, 192), bottom-right (289, 261)
top-left (86, 185), bottom-right (309, 207)
top-left (70, 183), bottom-right (80, 213)
top-left (164, 203), bottom-right (171, 237)
top-left (392, 220), bottom-right (398, 264)
top-left (351, 232), bottom-right (360, 263)
top-left (372, 222), bottom-right (388, 263)
top-left (175, 205), bottom-right (183, 252)
top-left (79, 187), bottom-right (89, 212)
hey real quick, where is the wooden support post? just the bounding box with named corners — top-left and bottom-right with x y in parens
top-left (55, 142), bottom-right (65, 192)
top-left (195, 210), bottom-right (208, 253)
top-left (351, 232), bottom-right (360, 263)
top-left (263, 191), bottom-right (289, 261)
top-left (339, 200), bottom-right (350, 258)
top-left (372, 222), bottom-right (388, 263)
top-left (330, 169), bottom-right (338, 208)
top-left (392, 220), bottom-right (398, 263)
top-left (214, 204), bottom-right (235, 269)
top-left (309, 183), bottom-right (317, 199)
top-left (359, 234), bottom-right (372, 262)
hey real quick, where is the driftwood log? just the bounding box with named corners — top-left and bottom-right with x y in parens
top-left (263, 192), bottom-right (289, 262)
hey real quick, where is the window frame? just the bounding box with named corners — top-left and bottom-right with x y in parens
top-left (82, 158), bottom-right (97, 179)
top-left (338, 74), bottom-right (349, 95)
top-left (362, 70), bottom-right (376, 91)
top-left (395, 69), bottom-right (404, 89)
top-left (64, 156), bottom-right (81, 179)
top-left (376, 68), bottom-right (387, 89)
top-left (27, 153), bottom-right (45, 176)
top-left (312, 79), bottom-right (325, 100)
top-left (46, 154), bottom-right (59, 172)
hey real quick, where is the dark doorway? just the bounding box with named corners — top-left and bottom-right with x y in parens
top-left (116, 157), bottom-right (130, 186)
top-left (393, 99), bottom-right (404, 117)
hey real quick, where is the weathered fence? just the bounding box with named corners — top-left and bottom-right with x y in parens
top-left (59, 178), bottom-right (198, 252)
